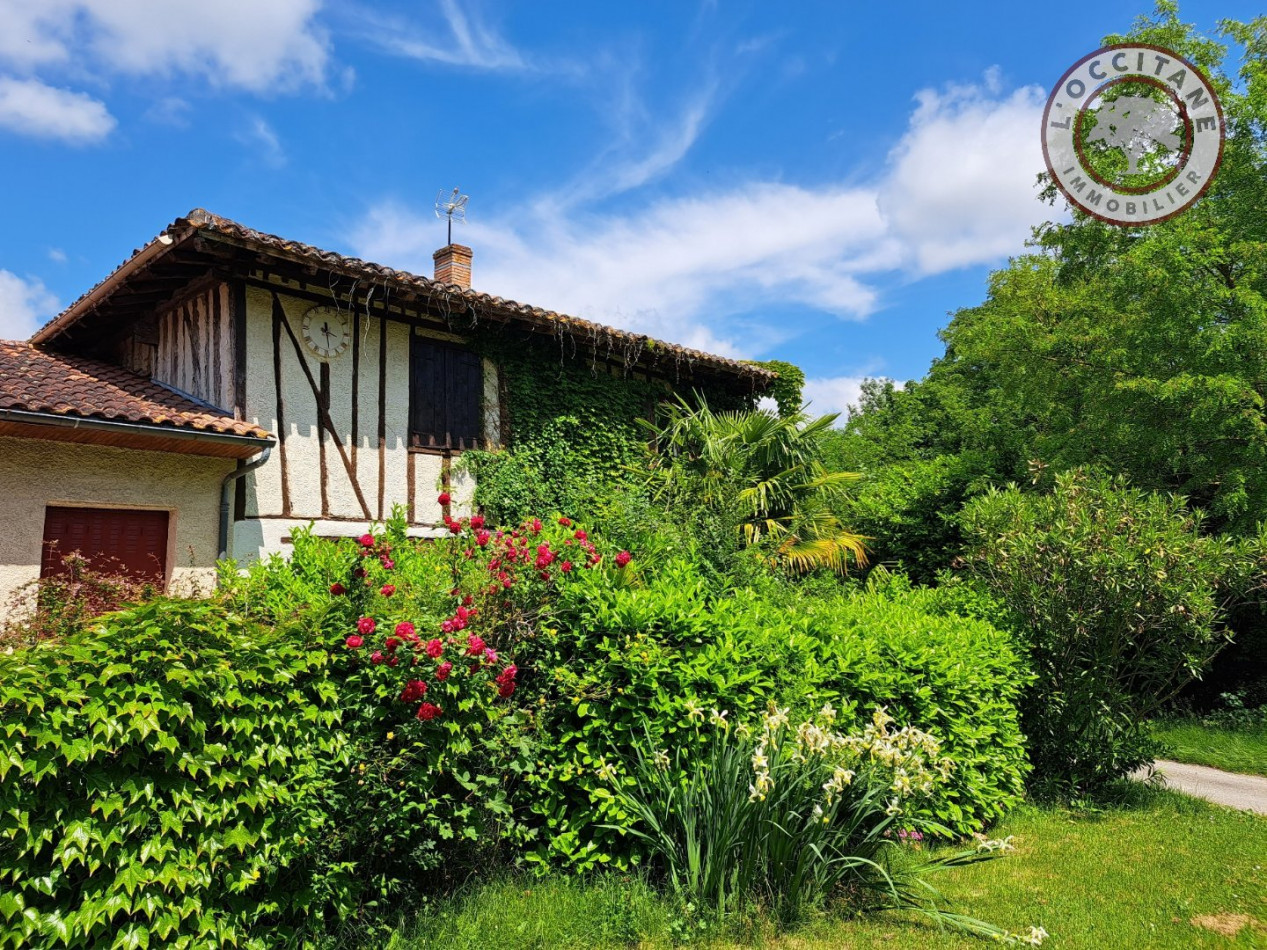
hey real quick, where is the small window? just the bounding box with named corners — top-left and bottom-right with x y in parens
top-left (409, 336), bottom-right (483, 450)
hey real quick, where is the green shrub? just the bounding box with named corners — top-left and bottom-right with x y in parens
top-left (960, 470), bottom-right (1264, 796)
top-left (835, 455), bottom-right (973, 584)
top-left (1, 551), bottom-right (162, 649)
top-left (0, 600), bottom-right (346, 949)
top-left (514, 562), bottom-right (1029, 868)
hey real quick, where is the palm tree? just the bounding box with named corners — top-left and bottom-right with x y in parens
top-left (646, 397), bottom-right (867, 574)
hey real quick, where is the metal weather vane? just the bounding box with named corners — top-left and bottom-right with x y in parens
top-left (435, 187), bottom-right (469, 245)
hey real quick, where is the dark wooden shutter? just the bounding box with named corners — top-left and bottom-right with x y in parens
top-left (409, 336), bottom-right (483, 450)
top-left (448, 348), bottom-right (483, 450)
top-left (410, 338), bottom-right (445, 448)
top-left (41, 506), bottom-right (170, 585)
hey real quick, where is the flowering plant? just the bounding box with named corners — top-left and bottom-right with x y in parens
top-left (613, 704), bottom-right (1043, 940)
top-left (330, 500), bottom-right (634, 727)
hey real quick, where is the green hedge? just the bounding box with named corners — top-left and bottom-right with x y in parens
top-left (515, 564), bottom-right (1031, 867)
top-left (0, 600), bottom-right (346, 949)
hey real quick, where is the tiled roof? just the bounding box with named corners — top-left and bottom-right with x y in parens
top-left (0, 342), bottom-right (270, 440)
top-left (36, 209), bottom-right (774, 385)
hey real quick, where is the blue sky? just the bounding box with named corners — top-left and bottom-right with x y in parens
top-left (0, 0), bottom-right (1258, 415)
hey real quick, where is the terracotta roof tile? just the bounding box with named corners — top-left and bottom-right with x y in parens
top-left (0, 342), bottom-right (271, 440)
top-left (35, 209), bottom-right (774, 385)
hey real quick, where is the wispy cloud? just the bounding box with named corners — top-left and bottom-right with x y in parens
top-left (0, 77), bottom-right (115, 143)
top-left (0, 270), bottom-right (59, 340)
top-left (351, 72), bottom-right (1053, 361)
top-left (563, 83), bottom-right (717, 204)
top-left (354, 0), bottom-right (530, 71)
top-left (236, 116), bottom-right (287, 168)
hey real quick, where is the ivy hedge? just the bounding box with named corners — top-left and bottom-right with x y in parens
top-left (0, 601), bottom-right (347, 949)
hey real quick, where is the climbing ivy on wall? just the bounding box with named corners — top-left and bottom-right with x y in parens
top-left (464, 334), bottom-right (754, 522)
top-left (749, 359), bottom-right (804, 417)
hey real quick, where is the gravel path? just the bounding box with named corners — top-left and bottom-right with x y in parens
top-left (1136, 759), bottom-right (1267, 815)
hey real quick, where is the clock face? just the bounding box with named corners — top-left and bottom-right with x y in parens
top-left (300, 306), bottom-right (352, 361)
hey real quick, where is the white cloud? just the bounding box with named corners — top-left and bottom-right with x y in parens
top-left (236, 116), bottom-right (286, 168)
top-left (0, 0), bottom-right (330, 92)
top-left (0, 271), bottom-right (59, 340)
top-left (47, 248), bottom-right (67, 263)
top-left (350, 71), bottom-right (1052, 360)
top-left (0, 76), bottom-right (114, 143)
top-left (354, 0), bottom-right (528, 71)
top-left (801, 375), bottom-right (872, 419)
top-left (880, 72), bottom-right (1050, 273)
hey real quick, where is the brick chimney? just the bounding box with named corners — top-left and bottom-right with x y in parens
top-left (433, 244), bottom-right (473, 288)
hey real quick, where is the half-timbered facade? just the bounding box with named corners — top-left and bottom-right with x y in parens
top-left (0, 209), bottom-right (771, 608)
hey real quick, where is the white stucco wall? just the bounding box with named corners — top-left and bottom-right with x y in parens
top-left (0, 435), bottom-right (234, 615)
top-left (232, 282), bottom-right (499, 566)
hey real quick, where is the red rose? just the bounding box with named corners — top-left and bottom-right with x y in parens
top-left (416, 701), bottom-right (442, 721)
top-left (380, 557), bottom-right (395, 570)
top-left (498, 681), bottom-right (516, 698)
top-left (357, 617), bottom-right (376, 635)
top-left (483, 647), bottom-right (499, 665)
top-left (470, 515), bottom-right (485, 529)
top-left (466, 635), bottom-right (486, 656)
top-left (436, 661), bottom-right (453, 681)
top-left (615, 550), bottom-right (633, 568)
top-left (387, 655), bottom-right (399, 667)
top-left (496, 664), bottom-right (517, 685)
top-left (400, 679), bottom-right (427, 702)
top-left (329, 582), bottom-right (346, 595)
top-left (438, 492), bottom-right (452, 506)
top-left (559, 516), bottom-right (572, 527)
top-left (529, 518), bottom-right (542, 534)
top-left (370, 650), bottom-right (384, 664)
top-left (396, 621), bottom-right (416, 640)
top-left (463, 595), bottom-right (474, 606)
top-left (448, 521), bottom-right (462, 535)
top-left (425, 638), bottom-right (444, 658)
top-left (574, 529), bottom-right (588, 541)
top-left (385, 637), bottom-right (401, 652)
top-left (358, 533), bottom-right (375, 548)
top-left (561, 561), bottom-right (573, 573)
top-left (475, 529), bottom-right (491, 547)
top-left (345, 635), bottom-right (364, 649)
top-left (380, 584), bottom-right (396, 598)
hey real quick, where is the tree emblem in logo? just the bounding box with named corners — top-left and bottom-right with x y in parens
top-left (1082, 95), bottom-right (1181, 176)
top-left (1042, 44), bottom-right (1224, 226)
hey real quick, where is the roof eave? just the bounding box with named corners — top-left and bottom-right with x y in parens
top-left (0, 406), bottom-right (274, 456)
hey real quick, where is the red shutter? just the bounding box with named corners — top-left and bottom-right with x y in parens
top-left (41, 507), bottom-right (170, 585)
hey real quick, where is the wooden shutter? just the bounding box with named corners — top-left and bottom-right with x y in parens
top-left (448, 348), bottom-right (483, 450)
top-left (410, 338), bottom-right (445, 448)
top-left (409, 335), bottom-right (483, 450)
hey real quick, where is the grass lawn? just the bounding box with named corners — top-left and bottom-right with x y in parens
top-left (387, 788), bottom-right (1267, 949)
top-left (1152, 719), bottom-right (1267, 778)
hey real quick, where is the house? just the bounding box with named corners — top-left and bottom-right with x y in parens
top-left (0, 209), bottom-right (771, 606)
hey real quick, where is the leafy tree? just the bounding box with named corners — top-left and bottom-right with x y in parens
top-left (835, 5), bottom-right (1267, 544)
top-left (647, 398), bottom-right (867, 574)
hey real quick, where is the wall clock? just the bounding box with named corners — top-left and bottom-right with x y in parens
top-left (300, 305), bottom-right (352, 361)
